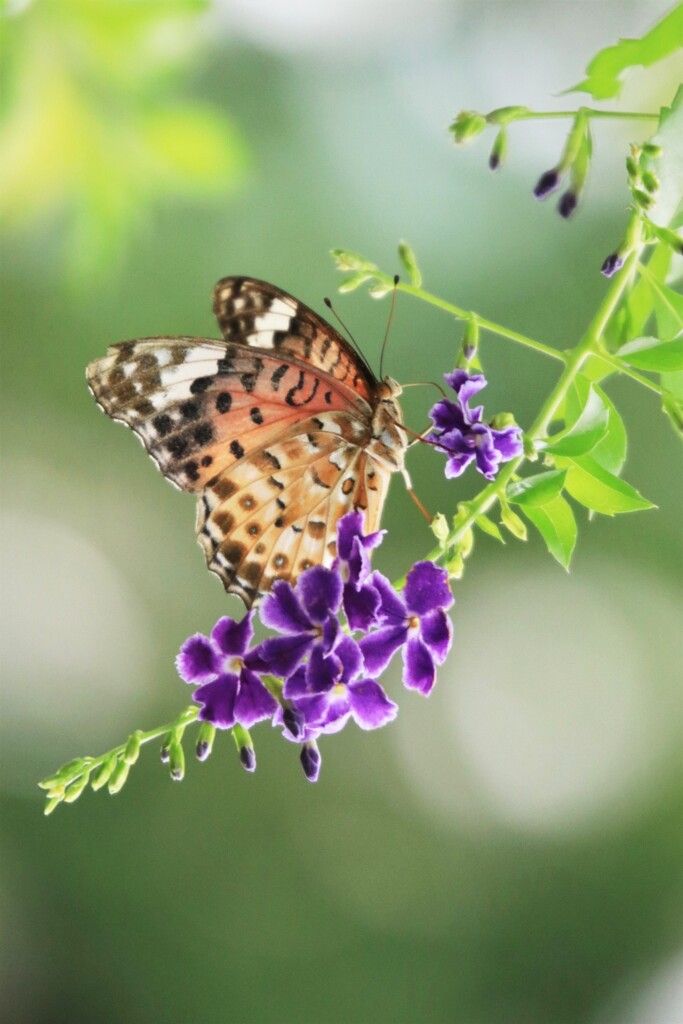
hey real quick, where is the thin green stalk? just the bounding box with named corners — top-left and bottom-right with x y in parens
top-left (517, 109), bottom-right (658, 122)
top-left (599, 352), bottom-right (665, 396)
top-left (373, 273), bottom-right (566, 362)
top-left (405, 231), bottom-right (645, 573)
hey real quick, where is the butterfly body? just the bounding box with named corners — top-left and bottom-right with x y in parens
top-left (87, 277), bottom-right (407, 606)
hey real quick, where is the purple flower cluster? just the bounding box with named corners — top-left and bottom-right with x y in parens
top-left (176, 513), bottom-right (454, 782)
top-left (428, 369), bottom-right (523, 480)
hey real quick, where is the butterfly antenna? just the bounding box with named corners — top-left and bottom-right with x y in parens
top-left (401, 380), bottom-right (447, 398)
top-left (323, 297), bottom-right (372, 374)
top-left (378, 275), bottom-right (399, 380)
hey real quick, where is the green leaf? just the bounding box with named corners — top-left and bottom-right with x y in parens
top-left (661, 370), bottom-right (683, 437)
top-left (475, 514), bottom-right (504, 543)
top-left (543, 386), bottom-right (609, 456)
top-left (521, 494), bottom-right (577, 569)
top-left (564, 376), bottom-right (627, 474)
top-left (642, 83), bottom-right (683, 229)
top-left (507, 470), bottom-right (567, 507)
top-left (617, 334), bottom-right (683, 371)
top-left (649, 277), bottom-right (683, 340)
top-left (397, 240), bottom-right (422, 288)
top-left (558, 455), bottom-right (655, 515)
top-left (567, 7), bottom-right (683, 100)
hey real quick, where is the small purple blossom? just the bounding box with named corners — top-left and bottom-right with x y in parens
top-left (334, 510), bottom-right (384, 630)
top-left (428, 369), bottom-right (523, 481)
top-left (300, 741), bottom-right (321, 782)
top-left (259, 566), bottom-right (345, 689)
top-left (176, 612), bottom-right (277, 730)
top-left (601, 251), bottom-right (625, 278)
top-left (533, 167), bottom-right (562, 199)
top-left (283, 634), bottom-right (398, 735)
top-left (360, 562), bottom-right (454, 695)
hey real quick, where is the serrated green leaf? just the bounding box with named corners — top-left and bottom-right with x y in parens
top-left (397, 240), bottom-right (422, 288)
top-left (507, 470), bottom-right (567, 507)
top-left (567, 7), bottom-right (683, 100)
top-left (617, 334), bottom-right (683, 371)
top-left (521, 494), bottom-right (577, 569)
top-left (543, 386), bottom-right (610, 456)
top-left (475, 514), bottom-right (504, 542)
top-left (558, 455), bottom-right (655, 515)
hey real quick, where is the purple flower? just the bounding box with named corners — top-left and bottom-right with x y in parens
top-left (176, 612), bottom-right (278, 730)
top-left (428, 369), bottom-right (523, 481)
top-left (282, 634), bottom-right (398, 736)
top-left (300, 741), bottom-right (321, 782)
top-left (360, 562), bottom-right (454, 695)
top-left (334, 510), bottom-right (384, 630)
top-left (259, 566), bottom-right (347, 690)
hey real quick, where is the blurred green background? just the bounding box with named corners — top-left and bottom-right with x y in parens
top-left (2, 2), bottom-right (682, 1022)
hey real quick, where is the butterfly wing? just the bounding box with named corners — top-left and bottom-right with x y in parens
top-left (212, 276), bottom-right (377, 401)
top-left (87, 279), bottom-right (401, 606)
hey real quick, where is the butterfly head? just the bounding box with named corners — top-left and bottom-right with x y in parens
top-left (376, 376), bottom-right (402, 400)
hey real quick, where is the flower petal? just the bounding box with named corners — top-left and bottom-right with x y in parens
top-left (306, 644), bottom-right (341, 692)
top-left (336, 510), bottom-right (365, 562)
top-left (472, 425), bottom-right (500, 480)
top-left (336, 633), bottom-right (363, 682)
top-left (297, 565), bottom-right (343, 623)
top-left (348, 679), bottom-right (398, 730)
top-left (176, 634), bottom-right (218, 683)
top-left (405, 561), bottom-right (454, 616)
top-left (444, 369), bottom-right (487, 405)
top-left (492, 425), bottom-right (523, 461)
top-left (260, 579), bottom-right (311, 633)
top-left (359, 624), bottom-right (407, 675)
top-left (211, 613), bottom-right (254, 657)
top-left (370, 572), bottom-right (406, 624)
top-left (193, 674), bottom-right (239, 728)
top-left (343, 579), bottom-right (381, 632)
top-left (260, 633), bottom-right (312, 678)
top-left (428, 397), bottom-right (468, 433)
top-left (234, 669), bottom-right (279, 728)
top-left (420, 608), bottom-right (453, 665)
top-left (403, 636), bottom-right (436, 695)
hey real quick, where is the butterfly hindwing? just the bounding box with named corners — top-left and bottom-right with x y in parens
top-left (87, 277), bottom-right (406, 607)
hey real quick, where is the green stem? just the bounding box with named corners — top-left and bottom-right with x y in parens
top-left (409, 226), bottom-right (645, 571)
top-left (515, 109), bottom-right (658, 122)
top-left (598, 352), bottom-right (665, 396)
top-left (373, 274), bottom-right (566, 362)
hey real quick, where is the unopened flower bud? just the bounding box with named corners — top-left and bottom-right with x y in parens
top-left (642, 143), bottom-right (662, 158)
top-left (160, 733), bottom-right (171, 763)
top-left (90, 754), bottom-right (117, 791)
top-left (44, 795), bottom-right (63, 816)
top-left (240, 746), bottom-right (256, 773)
top-left (633, 188), bottom-right (653, 210)
top-left (641, 170), bottom-right (659, 193)
top-left (283, 706), bottom-right (305, 741)
top-left (625, 155), bottom-right (639, 180)
top-left (107, 757), bottom-right (130, 795)
top-left (500, 502), bottom-right (527, 541)
top-left (486, 105), bottom-right (529, 126)
top-left (195, 721), bottom-right (216, 762)
top-left (123, 730), bottom-right (142, 765)
top-left (488, 129), bottom-right (507, 170)
top-left (300, 741), bottom-right (321, 782)
top-left (450, 111), bottom-right (487, 145)
top-left (533, 168), bottom-right (561, 199)
top-left (600, 252), bottom-right (625, 278)
top-left (558, 190), bottom-right (578, 219)
top-left (431, 512), bottom-right (449, 545)
top-left (169, 738), bottom-right (185, 781)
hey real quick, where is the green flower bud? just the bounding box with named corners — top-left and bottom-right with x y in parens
top-left (398, 240), bottom-right (422, 288)
top-left (91, 754), bottom-right (117, 791)
top-left (431, 512), bottom-right (449, 545)
top-left (500, 502), bottom-right (527, 541)
top-left (337, 272), bottom-right (372, 294)
top-left (486, 105), bottom-right (529, 126)
top-left (123, 730), bottom-right (143, 766)
top-left (196, 722), bottom-right (216, 762)
top-left (491, 411), bottom-right (516, 430)
top-left (625, 155), bottom-right (639, 180)
top-left (63, 772), bottom-right (90, 804)
top-left (633, 188), bottom-right (653, 210)
top-left (641, 170), bottom-right (660, 193)
top-left (445, 551), bottom-right (464, 579)
top-left (450, 111), bottom-right (487, 145)
top-left (169, 738), bottom-right (185, 781)
top-left (107, 757), bottom-right (130, 795)
top-left (44, 796), bottom-right (63, 816)
top-left (642, 143), bottom-right (662, 158)
top-left (459, 526), bottom-right (474, 559)
top-left (488, 128), bottom-right (508, 170)
top-left (330, 249), bottom-right (377, 273)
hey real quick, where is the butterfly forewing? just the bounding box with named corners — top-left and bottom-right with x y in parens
top-left (87, 278), bottom-right (406, 607)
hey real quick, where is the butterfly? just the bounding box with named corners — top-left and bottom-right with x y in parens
top-left (86, 276), bottom-right (408, 607)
